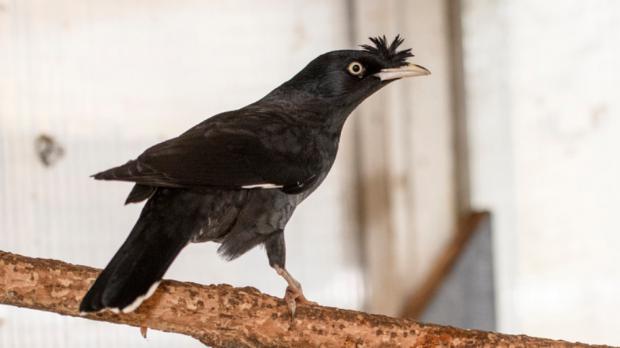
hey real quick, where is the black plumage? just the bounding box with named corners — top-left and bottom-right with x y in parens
top-left (80, 35), bottom-right (429, 315)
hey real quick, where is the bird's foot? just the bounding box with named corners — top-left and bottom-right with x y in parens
top-left (283, 283), bottom-right (317, 320)
top-left (274, 265), bottom-right (317, 320)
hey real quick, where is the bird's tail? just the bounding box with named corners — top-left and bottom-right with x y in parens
top-left (80, 188), bottom-right (203, 314)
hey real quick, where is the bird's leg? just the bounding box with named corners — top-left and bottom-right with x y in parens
top-left (265, 230), bottom-right (315, 319)
top-left (273, 265), bottom-right (316, 304)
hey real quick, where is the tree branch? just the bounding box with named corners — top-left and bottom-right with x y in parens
top-left (0, 250), bottom-right (609, 347)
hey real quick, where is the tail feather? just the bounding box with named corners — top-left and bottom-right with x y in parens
top-left (80, 188), bottom-right (204, 313)
top-left (125, 184), bottom-right (156, 204)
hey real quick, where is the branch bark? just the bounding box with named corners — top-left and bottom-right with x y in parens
top-left (0, 250), bottom-right (610, 348)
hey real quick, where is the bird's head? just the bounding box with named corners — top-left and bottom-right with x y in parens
top-left (272, 35), bottom-right (430, 114)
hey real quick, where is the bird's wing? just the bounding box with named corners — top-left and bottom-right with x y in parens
top-left (93, 123), bottom-right (318, 192)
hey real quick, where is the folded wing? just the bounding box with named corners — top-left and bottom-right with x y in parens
top-left (93, 120), bottom-right (318, 192)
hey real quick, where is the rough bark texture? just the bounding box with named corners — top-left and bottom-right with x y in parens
top-left (0, 250), bottom-right (611, 348)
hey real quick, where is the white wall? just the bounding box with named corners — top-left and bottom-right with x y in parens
top-left (0, 1), bottom-right (360, 347)
top-left (0, 1), bottom-right (458, 346)
top-left (463, 0), bottom-right (620, 345)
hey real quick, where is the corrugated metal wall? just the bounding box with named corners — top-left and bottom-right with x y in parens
top-left (0, 1), bottom-right (460, 346)
top-left (0, 1), bottom-right (361, 346)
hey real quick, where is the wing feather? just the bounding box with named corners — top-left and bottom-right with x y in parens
top-left (93, 112), bottom-right (319, 192)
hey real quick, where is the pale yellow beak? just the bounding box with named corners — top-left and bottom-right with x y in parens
top-left (374, 63), bottom-right (431, 81)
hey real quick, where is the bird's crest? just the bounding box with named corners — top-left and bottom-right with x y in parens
top-left (360, 35), bottom-right (413, 66)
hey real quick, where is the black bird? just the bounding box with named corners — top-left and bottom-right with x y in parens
top-left (79, 35), bottom-right (430, 316)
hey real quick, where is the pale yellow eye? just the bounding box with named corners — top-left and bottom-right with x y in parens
top-left (347, 61), bottom-right (365, 77)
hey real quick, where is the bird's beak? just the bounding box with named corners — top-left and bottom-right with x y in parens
top-left (374, 63), bottom-right (431, 81)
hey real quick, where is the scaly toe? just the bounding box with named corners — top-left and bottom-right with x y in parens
top-left (296, 296), bottom-right (318, 306)
top-left (284, 286), bottom-right (298, 320)
top-left (284, 285), bottom-right (317, 310)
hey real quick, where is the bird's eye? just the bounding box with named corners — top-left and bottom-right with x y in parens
top-left (347, 61), bottom-right (365, 77)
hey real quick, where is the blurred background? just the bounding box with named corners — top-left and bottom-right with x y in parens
top-left (1, 0), bottom-right (619, 346)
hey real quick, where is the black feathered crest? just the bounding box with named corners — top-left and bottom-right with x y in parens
top-left (360, 35), bottom-right (413, 65)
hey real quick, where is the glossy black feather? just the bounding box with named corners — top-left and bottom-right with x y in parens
top-left (360, 35), bottom-right (413, 66)
top-left (94, 108), bottom-right (323, 192)
top-left (80, 188), bottom-right (203, 312)
top-left (125, 184), bottom-right (156, 204)
top-left (81, 35), bottom-right (417, 313)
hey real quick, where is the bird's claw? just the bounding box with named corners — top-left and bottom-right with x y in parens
top-left (284, 286), bottom-right (298, 320)
top-left (140, 326), bottom-right (148, 338)
top-left (283, 284), bottom-right (317, 321)
top-left (274, 265), bottom-right (317, 321)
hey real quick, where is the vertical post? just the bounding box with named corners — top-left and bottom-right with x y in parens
top-left (350, 0), bottom-right (459, 315)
